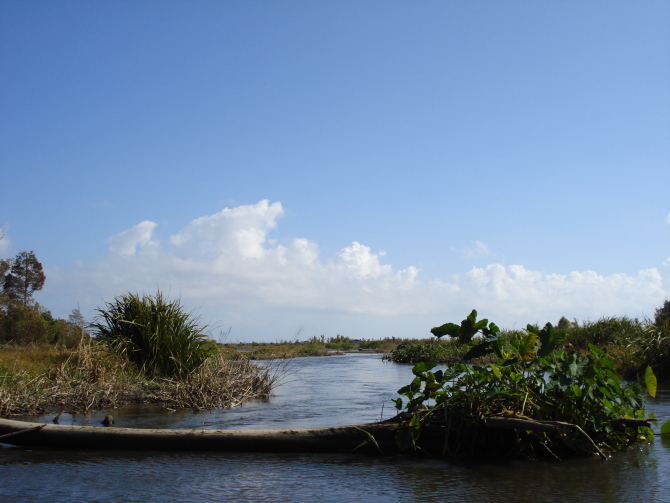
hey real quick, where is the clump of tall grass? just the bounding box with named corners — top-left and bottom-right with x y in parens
top-left (90, 291), bottom-right (217, 379)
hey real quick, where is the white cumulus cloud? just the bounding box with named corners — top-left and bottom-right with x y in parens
top-left (169, 199), bottom-right (282, 260)
top-left (336, 242), bottom-right (393, 278)
top-left (40, 200), bottom-right (669, 341)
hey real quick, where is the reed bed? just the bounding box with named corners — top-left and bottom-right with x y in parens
top-left (0, 338), bottom-right (279, 417)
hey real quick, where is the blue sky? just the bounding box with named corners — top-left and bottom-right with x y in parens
top-left (1, 1), bottom-right (669, 342)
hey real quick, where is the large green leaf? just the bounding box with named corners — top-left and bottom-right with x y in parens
top-left (463, 341), bottom-right (494, 361)
top-left (518, 333), bottom-right (537, 361)
top-left (661, 420), bottom-right (670, 436)
top-left (412, 362), bottom-right (436, 375)
top-left (489, 364), bottom-right (502, 380)
top-left (537, 322), bottom-right (564, 358)
top-left (430, 322), bottom-right (461, 339)
top-left (645, 366), bottom-right (657, 398)
top-left (459, 309), bottom-right (485, 344)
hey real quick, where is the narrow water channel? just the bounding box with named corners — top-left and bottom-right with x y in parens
top-left (1, 353), bottom-right (669, 502)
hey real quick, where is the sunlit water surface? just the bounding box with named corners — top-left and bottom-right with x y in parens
top-left (1, 353), bottom-right (669, 502)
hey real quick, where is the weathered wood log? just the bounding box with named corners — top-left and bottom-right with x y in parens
top-left (0, 424), bottom-right (46, 441)
top-left (0, 417), bottom-right (398, 453)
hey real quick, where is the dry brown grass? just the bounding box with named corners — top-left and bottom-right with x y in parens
top-left (0, 338), bottom-right (278, 417)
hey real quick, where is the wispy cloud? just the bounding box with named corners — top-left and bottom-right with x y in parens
top-left (108, 221), bottom-right (158, 256)
top-left (41, 200), bottom-right (668, 340)
top-left (457, 240), bottom-right (492, 260)
top-left (0, 225), bottom-right (9, 255)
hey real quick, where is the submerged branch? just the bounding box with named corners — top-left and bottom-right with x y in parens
top-left (485, 416), bottom-right (608, 460)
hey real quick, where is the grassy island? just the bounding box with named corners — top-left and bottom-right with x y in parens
top-left (0, 291), bottom-right (278, 418)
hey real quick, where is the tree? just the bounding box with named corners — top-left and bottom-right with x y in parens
top-left (655, 300), bottom-right (670, 327)
top-left (557, 316), bottom-right (574, 331)
top-left (68, 307), bottom-right (86, 329)
top-left (0, 258), bottom-right (9, 305)
top-left (2, 251), bottom-right (45, 305)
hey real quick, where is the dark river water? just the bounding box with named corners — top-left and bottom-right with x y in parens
top-left (1, 353), bottom-right (669, 502)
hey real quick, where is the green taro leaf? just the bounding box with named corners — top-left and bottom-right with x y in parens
top-left (487, 322), bottom-right (500, 335)
top-left (463, 341), bottom-right (494, 361)
top-left (661, 420), bottom-right (670, 436)
top-left (412, 362), bottom-right (436, 375)
top-left (459, 309), bottom-right (485, 344)
top-left (489, 364), bottom-right (502, 380)
top-left (645, 366), bottom-right (657, 398)
top-left (518, 333), bottom-right (537, 361)
top-left (430, 323), bottom-right (461, 339)
top-left (526, 324), bottom-right (540, 335)
top-left (537, 322), bottom-right (564, 358)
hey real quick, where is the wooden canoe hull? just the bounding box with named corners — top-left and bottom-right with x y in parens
top-left (0, 417), bottom-right (399, 453)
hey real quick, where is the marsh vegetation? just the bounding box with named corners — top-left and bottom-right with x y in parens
top-left (0, 338), bottom-right (275, 417)
top-left (389, 310), bottom-right (670, 460)
top-left (227, 334), bottom-right (405, 360)
top-left (386, 301), bottom-right (670, 381)
top-left (0, 286), bottom-right (278, 418)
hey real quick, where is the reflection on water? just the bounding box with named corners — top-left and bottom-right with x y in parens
top-left (2, 353), bottom-right (670, 503)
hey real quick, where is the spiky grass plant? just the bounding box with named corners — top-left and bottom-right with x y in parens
top-left (90, 291), bottom-right (217, 379)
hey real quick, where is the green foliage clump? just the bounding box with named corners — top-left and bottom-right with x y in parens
top-left (387, 341), bottom-right (464, 364)
top-left (403, 305), bottom-right (670, 380)
top-left (325, 334), bottom-right (353, 351)
top-left (561, 316), bottom-right (646, 349)
top-left (392, 310), bottom-right (663, 460)
top-left (91, 291), bottom-right (217, 379)
top-left (0, 302), bottom-right (85, 347)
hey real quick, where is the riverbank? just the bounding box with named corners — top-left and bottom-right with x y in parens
top-left (223, 336), bottom-right (408, 359)
top-left (0, 339), bottom-right (277, 417)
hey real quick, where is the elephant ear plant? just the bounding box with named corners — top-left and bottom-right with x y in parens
top-left (392, 310), bottom-right (667, 460)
